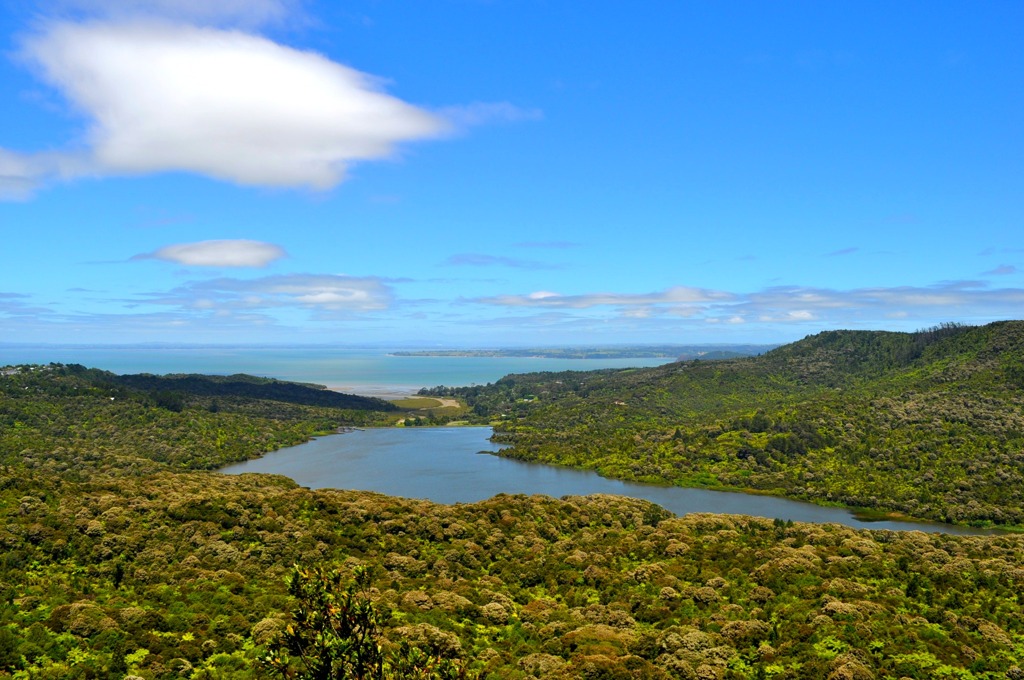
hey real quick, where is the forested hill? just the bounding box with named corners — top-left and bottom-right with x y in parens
top-left (757, 320), bottom-right (1024, 385)
top-left (0, 363), bottom-right (397, 473)
top-left (3, 363), bottom-right (396, 411)
top-left (3, 347), bottom-right (1024, 678)
top-left (110, 371), bottom-right (396, 411)
top-left (451, 321), bottom-right (1024, 527)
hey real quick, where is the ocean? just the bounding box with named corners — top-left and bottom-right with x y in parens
top-left (0, 346), bottom-right (674, 396)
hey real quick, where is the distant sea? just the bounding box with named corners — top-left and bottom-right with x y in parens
top-left (0, 346), bottom-right (674, 397)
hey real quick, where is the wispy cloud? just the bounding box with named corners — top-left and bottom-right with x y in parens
top-left (133, 240), bottom-right (287, 267)
top-left (1, 307), bottom-right (293, 344)
top-left (979, 247), bottom-right (1024, 256)
top-left (513, 241), bottom-right (581, 249)
top-left (6, 276), bottom-right (1024, 345)
top-left (0, 292), bottom-right (56, 318)
top-left (982, 264), bottom-right (1017, 276)
top-left (50, 0), bottom-right (302, 27)
top-left (8, 272), bottom-right (378, 343)
top-left (444, 253), bottom-right (561, 270)
top-left (731, 282), bottom-right (1024, 324)
top-left (440, 102), bottom-right (543, 128)
top-left (824, 247), bottom-right (859, 257)
top-left (0, 149), bottom-right (88, 200)
top-left (473, 286), bottom-right (734, 309)
top-left (0, 152), bottom-right (43, 201)
top-left (471, 281), bottom-right (1024, 327)
top-left (146, 274), bottom-right (394, 312)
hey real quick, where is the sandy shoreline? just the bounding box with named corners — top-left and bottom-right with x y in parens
top-left (325, 384), bottom-right (420, 400)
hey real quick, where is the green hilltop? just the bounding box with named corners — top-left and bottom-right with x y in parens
top-left (440, 321), bottom-right (1024, 527)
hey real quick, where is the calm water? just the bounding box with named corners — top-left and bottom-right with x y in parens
top-left (221, 427), bottom-right (991, 535)
top-left (0, 346), bottom-right (671, 396)
top-left (10, 346), bottom-right (996, 534)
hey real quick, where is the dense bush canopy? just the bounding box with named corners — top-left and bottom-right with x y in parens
top-left (2, 325), bottom-right (1024, 679)
top-left (439, 321), bottom-right (1024, 527)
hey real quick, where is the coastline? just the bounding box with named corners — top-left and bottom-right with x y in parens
top-left (324, 384), bottom-right (420, 400)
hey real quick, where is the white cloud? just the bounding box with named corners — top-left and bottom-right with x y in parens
top-left (135, 239), bottom-right (287, 267)
top-left (0, 151), bottom-right (41, 201)
top-left (15, 20), bottom-right (446, 191)
top-left (756, 309), bottom-right (816, 322)
top-left (471, 281), bottom-right (1024, 330)
top-left (153, 274), bottom-right (394, 312)
top-left (0, 149), bottom-right (89, 200)
top-left (735, 282), bottom-right (1024, 324)
top-left (474, 286), bottom-right (735, 309)
top-left (622, 307), bottom-right (652, 319)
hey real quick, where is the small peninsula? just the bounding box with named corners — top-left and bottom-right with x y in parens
top-left (392, 344), bottom-right (776, 361)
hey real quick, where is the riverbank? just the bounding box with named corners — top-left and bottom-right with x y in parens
top-left (222, 427), bottom-right (997, 535)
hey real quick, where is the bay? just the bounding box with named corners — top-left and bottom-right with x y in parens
top-left (221, 427), bottom-right (992, 535)
top-left (0, 346), bottom-right (672, 396)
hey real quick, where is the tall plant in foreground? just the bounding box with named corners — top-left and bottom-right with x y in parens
top-left (261, 565), bottom-right (472, 680)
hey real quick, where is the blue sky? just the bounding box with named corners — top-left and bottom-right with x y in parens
top-left (0, 0), bottom-right (1021, 347)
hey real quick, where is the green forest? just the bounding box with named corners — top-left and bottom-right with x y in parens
top-left (1, 322), bottom-right (1024, 678)
top-left (435, 321), bottom-right (1024, 528)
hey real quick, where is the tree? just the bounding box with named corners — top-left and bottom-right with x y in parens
top-left (0, 627), bottom-right (24, 673)
top-left (261, 565), bottom-right (472, 680)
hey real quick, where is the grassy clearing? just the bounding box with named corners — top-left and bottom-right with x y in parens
top-left (390, 397), bottom-right (445, 409)
top-left (390, 396), bottom-right (471, 426)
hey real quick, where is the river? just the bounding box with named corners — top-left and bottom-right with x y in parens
top-left (220, 427), bottom-right (992, 535)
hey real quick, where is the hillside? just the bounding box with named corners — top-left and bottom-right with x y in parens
top-left (449, 321), bottom-right (1024, 527)
top-left (1, 470), bottom-right (1021, 679)
top-left (0, 363), bottom-right (397, 473)
top-left (1, 356), bottom-right (1024, 678)
top-left (110, 371), bottom-right (398, 411)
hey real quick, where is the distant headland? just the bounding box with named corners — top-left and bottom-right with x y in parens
top-left (391, 344), bottom-right (777, 361)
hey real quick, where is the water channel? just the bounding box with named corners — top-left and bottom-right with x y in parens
top-left (220, 427), bottom-right (992, 535)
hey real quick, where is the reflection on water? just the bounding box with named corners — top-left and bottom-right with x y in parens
top-left (221, 427), bottom-right (993, 535)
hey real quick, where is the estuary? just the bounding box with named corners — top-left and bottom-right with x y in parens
top-left (221, 426), bottom-right (992, 535)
